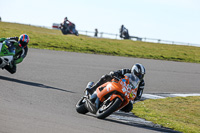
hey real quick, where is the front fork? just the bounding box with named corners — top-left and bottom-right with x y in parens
top-left (89, 92), bottom-right (101, 113)
top-left (84, 92), bottom-right (100, 114)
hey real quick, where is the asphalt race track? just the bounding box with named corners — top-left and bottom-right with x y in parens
top-left (0, 48), bottom-right (199, 133)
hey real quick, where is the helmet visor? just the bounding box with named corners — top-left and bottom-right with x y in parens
top-left (19, 40), bottom-right (27, 48)
top-left (135, 73), bottom-right (144, 80)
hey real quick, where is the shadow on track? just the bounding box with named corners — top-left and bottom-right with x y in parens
top-left (104, 118), bottom-right (181, 133)
top-left (83, 112), bottom-right (181, 133)
top-left (0, 75), bottom-right (75, 93)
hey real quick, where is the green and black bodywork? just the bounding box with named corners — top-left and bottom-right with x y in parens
top-left (0, 37), bottom-right (28, 73)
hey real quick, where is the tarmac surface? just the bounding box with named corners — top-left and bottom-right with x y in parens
top-left (0, 48), bottom-right (199, 133)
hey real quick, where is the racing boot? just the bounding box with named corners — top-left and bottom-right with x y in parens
top-left (86, 74), bottom-right (113, 94)
top-left (85, 82), bottom-right (94, 95)
top-left (85, 80), bottom-right (104, 95)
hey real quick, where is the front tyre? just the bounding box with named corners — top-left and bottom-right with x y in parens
top-left (96, 98), bottom-right (122, 119)
top-left (76, 97), bottom-right (89, 114)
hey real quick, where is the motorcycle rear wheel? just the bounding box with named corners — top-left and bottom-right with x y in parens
top-left (76, 97), bottom-right (89, 114)
top-left (96, 98), bottom-right (122, 119)
top-left (75, 30), bottom-right (79, 36)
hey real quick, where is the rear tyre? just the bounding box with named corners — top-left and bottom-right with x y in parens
top-left (76, 97), bottom-right (89, 114)
top-left (75, 30), bottom-right (79, 36)
top-left (96, 98), bottom-right (122, 119)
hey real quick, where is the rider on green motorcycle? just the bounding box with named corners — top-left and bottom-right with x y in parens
top-left (0, 34), bottom-right (29, 74)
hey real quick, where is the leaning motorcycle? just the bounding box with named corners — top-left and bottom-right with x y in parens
top-left (76, 75), bottom-right (138, 119)
top-left (0, 40), bottom-right (15, 69)
top-left (60, 23), bottom-right (79, 36)
top-left (120, 28), bottom-right (130, 39)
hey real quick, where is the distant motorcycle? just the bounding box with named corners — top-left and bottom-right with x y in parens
top-left (120, 28), bottom-right (130, 39)
top-left (0, 40), bottom-right (15, 69)
top-left (76, 74), bottom-right (137, 119)
top-left (60, 23), bottom-right (79, 36)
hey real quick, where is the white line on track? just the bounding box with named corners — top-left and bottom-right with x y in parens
top-left (170, 93), bottom-right (200, 97)
top-left (142, 94), bottom-right (165, 99)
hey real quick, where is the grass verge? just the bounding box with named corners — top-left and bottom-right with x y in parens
top-left (1, 22), bottom-right (200, 63)
top-left (132, 96), bottom-right (200, 133)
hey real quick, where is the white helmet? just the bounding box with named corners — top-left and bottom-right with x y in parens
top-left (131, 63), bottom-right (145, 80)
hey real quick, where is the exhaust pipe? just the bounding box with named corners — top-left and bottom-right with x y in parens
top-left (0, 58), bottom-right (2, 64)
top-left (0, 57), bottom-right (8, 68)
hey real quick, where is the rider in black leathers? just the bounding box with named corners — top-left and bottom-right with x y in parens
top-left (120, 25), bottom-right (130, 39)
top-left (61, 17), bottom-right (76, 34)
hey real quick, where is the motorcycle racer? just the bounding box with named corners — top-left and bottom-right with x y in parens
top-left (86, 63), bottom-right (146, 112)
top-left (61, 17), bottom-right (76, 34)
top-left (120, 25), bottom-right (130, 39)
top-left (0, 34), bottom-right (29, 74)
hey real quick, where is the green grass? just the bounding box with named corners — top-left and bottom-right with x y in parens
top-left (1, 22), bottom-right (200, 63)
top-left (132, 96), bottom-right (200, 133)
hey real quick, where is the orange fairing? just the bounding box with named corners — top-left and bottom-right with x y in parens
top-left (96, 76), bottom-right (137, 108)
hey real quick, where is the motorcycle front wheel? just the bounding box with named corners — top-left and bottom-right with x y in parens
top-left (96, 98), bottom-right (122, 119)
top-left (75, 97), bottom-right (89, 114)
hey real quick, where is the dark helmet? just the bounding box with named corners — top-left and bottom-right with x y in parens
top-left (131, 63), bottom-right (145, 80)
top-left (64, 17), bottom-right (68, 21)
top-left (18, 34), bottom-right (29, 48)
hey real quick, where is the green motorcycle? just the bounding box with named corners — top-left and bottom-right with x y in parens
top-left (0, 40), bottom-right (15, 69)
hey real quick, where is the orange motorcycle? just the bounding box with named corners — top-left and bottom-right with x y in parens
top-left (76, 74), bottom-right (138, 119)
